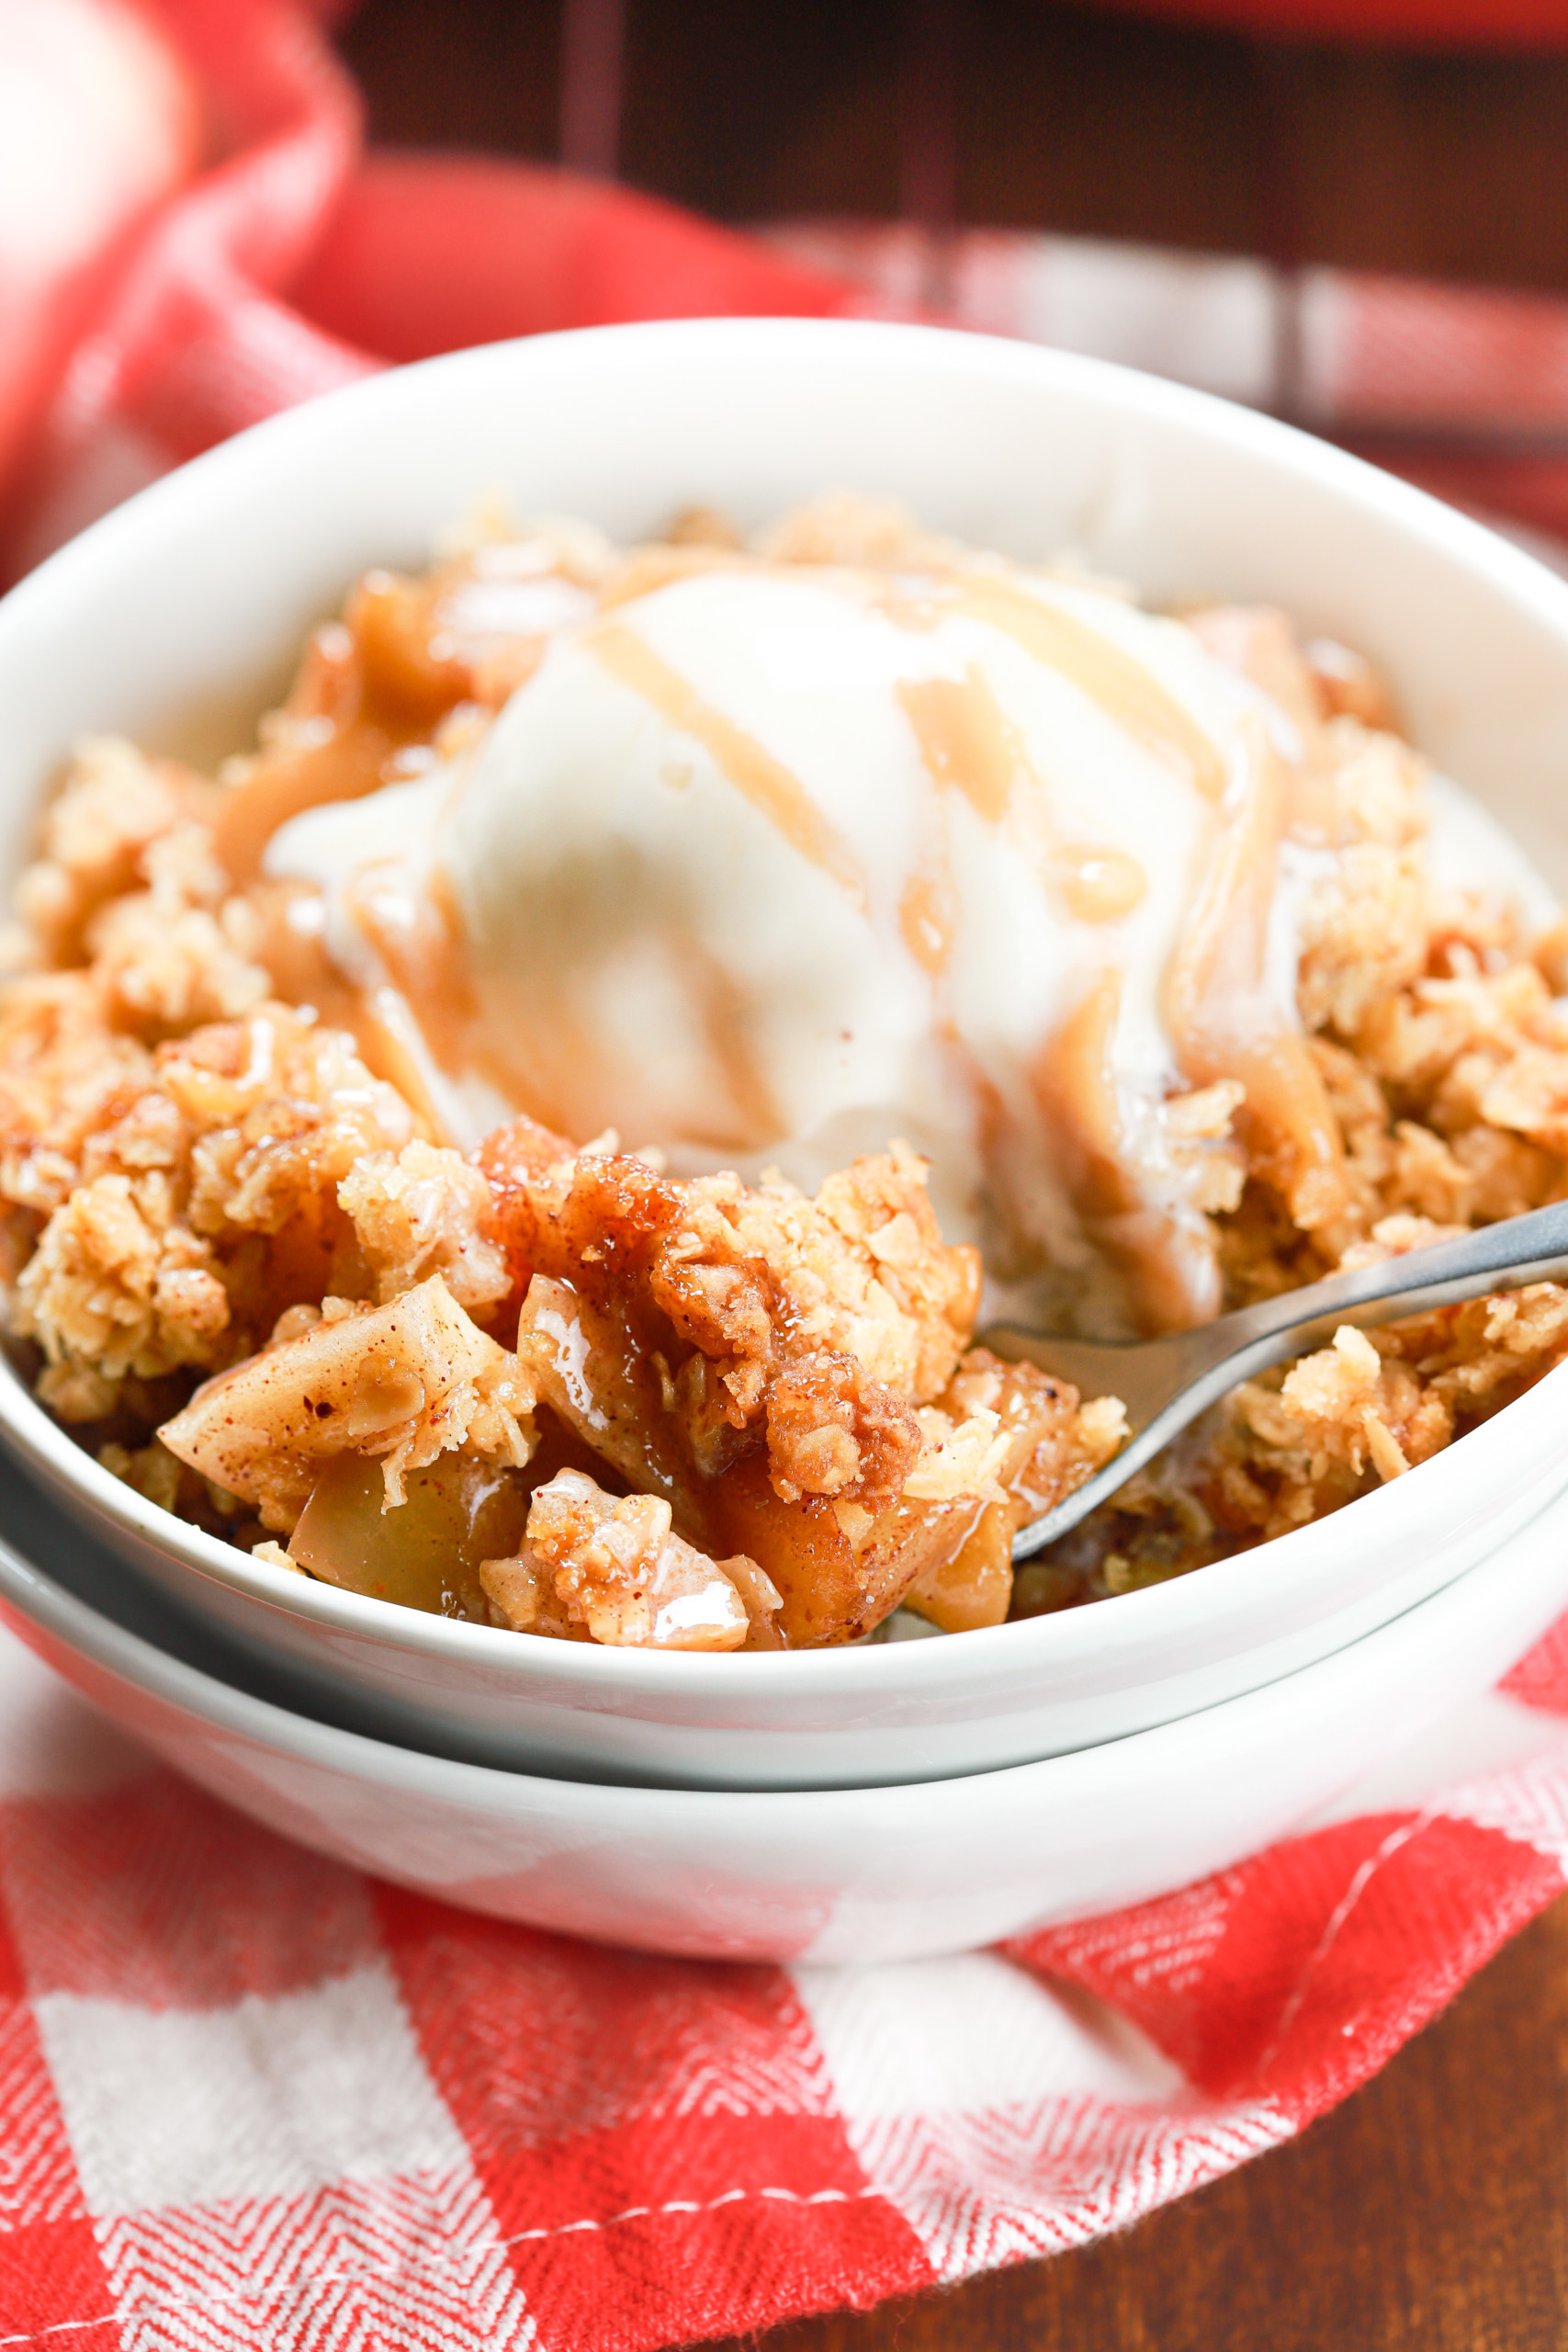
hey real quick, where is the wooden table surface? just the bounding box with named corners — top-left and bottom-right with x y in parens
top-left (342, 9), bottom-right (1568, 2341)
top-left (695, 1892), bottom-right (1568, 2351)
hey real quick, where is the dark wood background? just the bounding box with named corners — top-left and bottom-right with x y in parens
top-left (342, 6), bottom-right (1568, 2342)
top-left (342, 0), bottom-right (1568, 288)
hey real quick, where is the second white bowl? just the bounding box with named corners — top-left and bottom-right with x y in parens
top-left (1, 1449), bottom-right (1565, 1963)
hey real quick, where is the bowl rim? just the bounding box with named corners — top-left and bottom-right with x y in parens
top-left (6, 310), bottom-right (1568, 1692)
top-left (4, 1441), bottom-right (1565, 1826)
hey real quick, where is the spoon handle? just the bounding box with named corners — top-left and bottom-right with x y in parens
top-left (995, 1196), bottom-right (1568, 1563)
top-left (1201, 1193), bottom-right (1568, 1374)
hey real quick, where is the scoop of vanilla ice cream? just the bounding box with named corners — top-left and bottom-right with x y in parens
top-left (265, 556), bottom-right (1363, 1333)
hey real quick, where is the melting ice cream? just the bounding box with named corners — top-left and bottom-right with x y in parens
top-left (265, 547), bottom-right (1431, 1334)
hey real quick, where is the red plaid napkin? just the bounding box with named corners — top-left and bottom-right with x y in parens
top-left (2, 1615), bottom-right (1567, 2347)
top-left (11, 5), bottom-right (1568, 2346)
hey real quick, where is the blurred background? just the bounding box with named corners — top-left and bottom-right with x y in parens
top-left (11, 0), bottom-right (1568, 573)
top-left (325, 0), bottom-right (1568, 547)
top-left (344, 0), bottom-right (1568, 292)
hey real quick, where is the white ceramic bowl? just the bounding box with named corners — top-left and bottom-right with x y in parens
top-left (1, 1446), bottom-right (1566, 1963)
top-left (4, 317), bottom-right (1568, 1790)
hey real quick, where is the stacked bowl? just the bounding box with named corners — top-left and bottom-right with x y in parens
top-left (2, 320), bottom-right (1567, 1963)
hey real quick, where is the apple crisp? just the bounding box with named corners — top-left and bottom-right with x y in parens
top-left (2, 498), bottom-right (1565, 1649)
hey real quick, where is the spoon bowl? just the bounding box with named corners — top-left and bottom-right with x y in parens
top-left (992, 1197), bottom-right (1568, 1557)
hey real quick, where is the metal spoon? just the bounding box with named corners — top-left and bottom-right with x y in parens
top-left (985, 1197), bottom-right (1568, 1562)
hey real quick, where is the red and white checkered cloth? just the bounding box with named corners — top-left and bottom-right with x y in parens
top-left (4, 1613), bottom-right (1568, 2346)
top-left (14, 5), bottom-right (1568, 2344)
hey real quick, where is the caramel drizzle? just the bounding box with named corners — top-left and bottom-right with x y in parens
top-left (953, 578), bottom-right (1227, 804)
top-left (1029, 716), bottom-right (1347, 1328)
top-left (671, 934), bottom-right (788, 1149)
top-left (348, 863), bottom-right (786, 1153)
top-left (1163, 713), bottom-right (1348, 1232)
top-left (1047, 846), bottom-right (1146, 923)
top-left (897, 662), bottom-right (1148, 940)
top-left (344, 861), bottom-right (480, 1080)
top-left (897, 668), bottom-right (1020, 975)
top-left (1031, 971), bottom-right (1222, 1334)
top-left (1032, 968), bottom-right (1128, 1217)
top-left (596, 543), bottom-right (760, 610)
top-left (897, 667), bottom-right (1022, 826)
top-left (898, 871), bottom-right (957, 976)
top-left (591, 624), bottom-right (866, 908)
top-left (347, 860), bottom-right (604, 1141)
top-left (216, 721), bottom-right (400, 886)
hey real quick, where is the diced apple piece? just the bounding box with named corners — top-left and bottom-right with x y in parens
top-left (159, 1272), bottom-right (535, 1531)
top-left (289, 1453), bottom-right (528, 1620)
top-left (508, 1467), bottom-right (758, 1650)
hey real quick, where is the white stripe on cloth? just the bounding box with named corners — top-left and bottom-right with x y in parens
top-left (788, 1952), bottom-right (1292, 2282)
